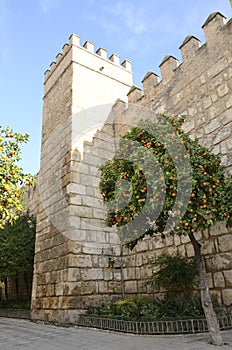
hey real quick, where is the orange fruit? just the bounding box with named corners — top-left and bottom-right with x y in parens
top-left (4, 185), bottom-right (10, 192)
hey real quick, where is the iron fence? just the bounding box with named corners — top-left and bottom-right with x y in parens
top-left (78, 313), bottom-right (232, 335)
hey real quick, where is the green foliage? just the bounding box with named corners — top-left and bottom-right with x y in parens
top-left (0, 126), bottom-right (35, 228)
top-left (0, 299), bottom-right (30, 310)
top-left (0, 211), bottom-right (36, 281)
top-left (145, 254), bottom-right (198, 298)
top-left (99, 115), bottom-right (231, 248)
top-left (87, 295), bottom-right (204, 321)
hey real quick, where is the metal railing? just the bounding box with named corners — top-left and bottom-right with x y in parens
top-left (0, 309), bottom-right (30, 319)
top-left (78, 313), bottom-right (232, 335)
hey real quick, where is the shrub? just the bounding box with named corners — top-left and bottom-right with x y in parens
top-left (144, 253), bottom-right (198, 299)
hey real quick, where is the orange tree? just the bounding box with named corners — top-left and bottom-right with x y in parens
top-left (99, 115), bottom-right (231, 346)
top-left (0, 126), bottom-right (35, 228)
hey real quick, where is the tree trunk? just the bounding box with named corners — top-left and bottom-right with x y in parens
top-left (189, 233), bottom-right (224, 346)
top-left (4, 277), bottom-right (8, 301)
top-left (24, 271), bottom-right (30, 300)
top-left (15, 272), bottom-right (19, 302)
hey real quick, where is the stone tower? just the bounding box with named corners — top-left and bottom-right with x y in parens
top-left (31, 10), bottom-right (232, 324)
top-left (31, 35), bottom-right (133, 323)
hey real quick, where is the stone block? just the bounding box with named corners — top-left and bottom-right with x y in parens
top-left (67, 267), bottom-right (81, 282)
top-left (182, 118), bottom-right (195, 133)
top-left (186, 243), bottom-right (194, 257)
top-left (210, 290), bottom-right (222, 306)
top-left (218, 235), bottom-right (232, 253)
top-left (124, 281), bottom-right (138, 294)
top-left (213, 125), bottom-right (231, 145)
top-left (103, 269), bottom-right (113, 281)
top-left (55, 282), bottom-right (65, 296)
top-left (204, 118), bottom-right (221, 134)
top-left (207, 273), bottom-right (213, 289)
top-left (71, 205), bottom-right (93, 218)
top-left (213, 272), bottom-right (225, 288)
top-left (136, 240), bottom-right (149, 252)
top-left (98, 256), bottom-right (109, 268)
top-left (209, 222), bottom-right (227, 236)
top-left (177, 244), bottom-right (186, 257)
top-left (81, 268), bottom-right (104, 281)
top-left (114, 272), bottom-right (122, 282)
top-left (69, 281), bottom-right (97, 296)
top-left (223, 270), bottom-right (232, 287)
top-left (206, 253), bottom-right (232, 272)
top-left (69, 196), bottom-right (82, 205)
top-left (123, 268), bottom-right (136, 280)
top-left (69, 254), bottom-right (92, 268)
top-left (202, 240), bottom-right (215, 255)
top-left (82, 295), bottom-right (103, 309)
top-left (164, 245), bottom-right (178, 256)
top-left (217, 82), bottom-right (229, 97)
top-left (181, 235), bottom-right (189, 244)
top-left (107, 281), bottom-right (122, 294)
top-left (207, 57), bottom-right (228, 79)
top-left (174, 235), bottom-right (181, 246)
top-left (98, 281), bottom-right (108, 293)
top-left (222, 289), bottom-right (232, 306)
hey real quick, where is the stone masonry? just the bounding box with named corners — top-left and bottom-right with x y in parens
top-left (31, 11), bottom-right (232, 324)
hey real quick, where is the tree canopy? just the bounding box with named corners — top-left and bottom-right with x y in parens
top-left (99, 115), bottom-right (231, 247)
top-left (0, 211), bottom-right (36, 281)
top-left (0, 126), bottom-right (35, 228)
top-left (99, 115), bottom-right (232, 345)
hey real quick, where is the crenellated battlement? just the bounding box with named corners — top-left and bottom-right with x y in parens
top-left (44, 33), bottom-right (132, 83)
top-left (128, 12), bottom-right (231, 104)
top-left (31, 7), bottom-right (232, 324)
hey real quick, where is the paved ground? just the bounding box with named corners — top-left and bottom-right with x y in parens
top-left (0, 317), bottom-right (232, 350)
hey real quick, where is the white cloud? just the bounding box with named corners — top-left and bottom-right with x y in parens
top-left (87, 15), bottom-right (118, 35)
top-left (38, 0), bottom-right (60, 14)
top-left (104, 1), bottom-right (152, 34)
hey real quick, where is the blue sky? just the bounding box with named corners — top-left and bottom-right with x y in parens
top-left (0, 0), bottom-right (231, 175)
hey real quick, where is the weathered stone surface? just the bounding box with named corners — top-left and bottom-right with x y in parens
top-left (222, 289), bottom-right (232, 306)
top-left (124, 281), bottom-right (137, 294)
top-left (81, 268), bottom-right (104, 281)
top-left (29, 12), bottom-right (232, 325)
top-left (210, 290), bottom-right (222, 306)
top-left (218, 235), bottom-right (232, 253)
top-left (206, 253), bottom-right (232, 272)
top-left (202, 240), bottom-right (215, 255)
top-left (223, 270), bottom-right (232, 287)
top-left (209, 222), bottom-right (228, 236)
top-left (186, 243), bottom-right (194, 257)
top-left (213, 272), bottom-right (225, 288)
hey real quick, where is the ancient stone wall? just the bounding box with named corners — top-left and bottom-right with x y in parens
top-left (31, 11), bottom-right (232, 324)
top-left (115, 12), bottom-right (232, 307)
top-left (128, 12), bottom-right (232, 172)
top-left (31, 36), bottom-right (132, 323)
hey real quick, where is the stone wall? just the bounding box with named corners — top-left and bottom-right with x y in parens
top-left (31, 36), bottom-right (132, 323)
top-left (31, 11), bottom-right (232, 324)
top-left (128, 12), bottom-right (232, 172)
top-left (115, 12), bottom-right (232, 307)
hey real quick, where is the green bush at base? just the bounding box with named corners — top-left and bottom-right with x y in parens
top-left (86, 295), bottom-right (205, 321)
top-left (0, 300), bottom-right (30, 310)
